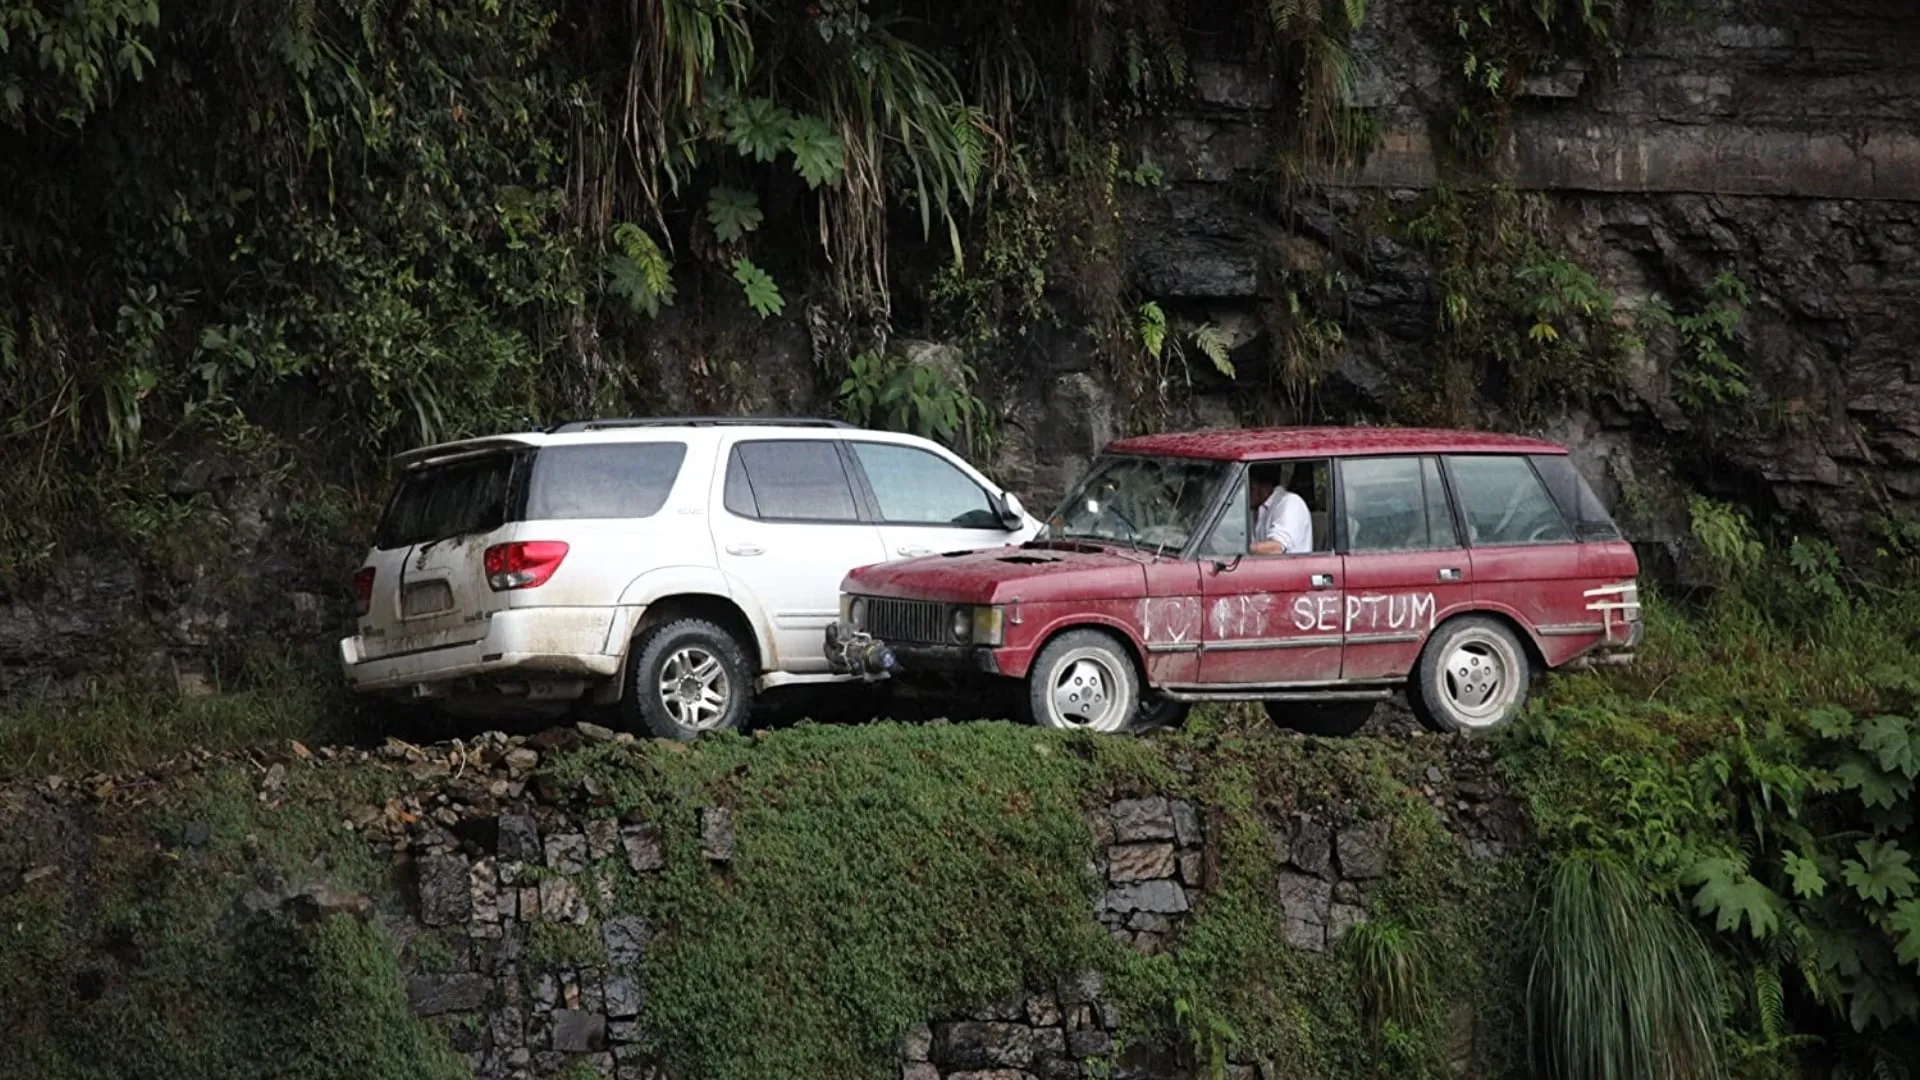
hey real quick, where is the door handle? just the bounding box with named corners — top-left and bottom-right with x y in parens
top-left (1310, 573), bottom-right (1335, 589)
top-left (1438, 567), bottom-right (1463, 582)
top-left (725, 544), bottom-right (764, 557)
top-left (896, 546), bottom-right (933, 557)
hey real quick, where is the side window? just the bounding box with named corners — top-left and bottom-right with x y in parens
top-left (1446, 455), bottom-right (1573, 546)
top-left (728, 440), bottom-right (861, 522)
top-left (524, 443), bottom-right (687, 520)
top-left (849, 442), bottom-right (999, 528)
top-left (1341, 457), bottom-right (1433, 553)
top-left (723, 447), bottom-right (758, 518)
top-left (1228, 459), bottom-right (1332, 555)
top-left (1422, 456), bottom-right (1460, 549)
top-left (1529, 454), bottom-right (1622, 541)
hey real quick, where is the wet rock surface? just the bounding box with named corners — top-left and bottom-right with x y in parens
top-left (6, 3), bottom-right (1920, 697)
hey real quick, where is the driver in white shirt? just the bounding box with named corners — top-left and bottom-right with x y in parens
top-left (1249, 466), bottom-right (1313, 555)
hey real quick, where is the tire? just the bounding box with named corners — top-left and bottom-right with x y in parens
top-left (620, 618), bottom-right (755, 741)
top-left (1022, 630), bottom-right (1141, 734)
top-left (1263, 700), bottom-right (1375, 737)
top-left (1409, 616), bottom-right (1532, 734)
top-left (1136, 694), bottom-right (1192, 731)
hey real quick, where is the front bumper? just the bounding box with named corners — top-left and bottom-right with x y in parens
top-left (823, 622), bottom-right (1000, 680)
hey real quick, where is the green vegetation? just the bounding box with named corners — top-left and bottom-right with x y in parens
top-left (0, 0), bottom-right (1388, 590)
top-left (1503, 501), bottom-right (1920, 1077)
top-left (1524, 851), bottom-right (1723, 1078)
top-left (0, 650), bottom-right (348, 781)
top-left (0, 764), bottom-right (457, 1079)
top-left (1391, 185), bottom-right (1622, 423)
top-left (9, 521), bottom-right (1920, 1078)
top-left (532, 717), bottom-right (1522, 1080)
top-left (1645, 269), bottom-right (1753, 414)
top-left (1432, 0), bottom-right (1692, 156)
top-left (835, 349), bottom-right (992, 457)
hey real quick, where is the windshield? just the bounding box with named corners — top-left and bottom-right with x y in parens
top-left (1044, 454), bottom-right (1233, 553)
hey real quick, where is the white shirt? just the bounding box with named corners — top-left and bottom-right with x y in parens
top-left (1255, 488), bottom-right (1312, 554)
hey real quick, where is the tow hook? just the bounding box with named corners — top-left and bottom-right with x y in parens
top-left (825, 623), bottom-right (898, 681)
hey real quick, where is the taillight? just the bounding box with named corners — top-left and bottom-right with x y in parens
top-left (352, 567), bottom-right (375, 616)
top-left (484, 541), bottom-right (569, 591)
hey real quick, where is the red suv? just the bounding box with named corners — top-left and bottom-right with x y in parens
top-left (824, 427), bottom-right (1641, 735)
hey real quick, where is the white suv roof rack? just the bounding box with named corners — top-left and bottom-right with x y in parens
top-left (545, 416), bottom-right (853, 433)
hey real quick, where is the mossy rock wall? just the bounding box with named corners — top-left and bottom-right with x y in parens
top-left (0, 720), bottom-right (1530, 1080)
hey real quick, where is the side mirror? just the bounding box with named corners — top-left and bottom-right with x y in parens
top-left (999, 492), bottom-right (1027, 531)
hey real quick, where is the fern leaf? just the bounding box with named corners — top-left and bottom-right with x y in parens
top-left (605, 223), bottom-right (674, 318)
top-left (1138, 302), bottom-right (1167, 360)
top-left (1193, 323), bottom-right (1235, 378)
top-left (1754, 964), bottom-right (1787, 1041)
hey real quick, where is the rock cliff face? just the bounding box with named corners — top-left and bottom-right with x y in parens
top-left (5, 0), bottom-right (1920, 694)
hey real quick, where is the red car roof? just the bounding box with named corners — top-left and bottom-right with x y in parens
top-left (1105, 426), bottom-right (1567, 462)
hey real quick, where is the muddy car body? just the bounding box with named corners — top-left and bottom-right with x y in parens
top-left (339, 417), bottom-right (1039, 737)
top-left (826, 427), bottom-right (1641, 734)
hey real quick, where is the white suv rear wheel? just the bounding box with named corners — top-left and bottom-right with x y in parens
top-left (625, 619), bottom-right (753, 740)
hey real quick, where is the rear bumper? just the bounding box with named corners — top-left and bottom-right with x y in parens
top-left (823, 622), bottom-right (1000, 679)
top-left (339, 607), bottom-right (622, 696)
top-left (1563, 618), bottom-right (1643, 672)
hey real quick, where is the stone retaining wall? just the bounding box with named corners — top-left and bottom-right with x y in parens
top-left (300, 727), bottom-right (1516, 1080)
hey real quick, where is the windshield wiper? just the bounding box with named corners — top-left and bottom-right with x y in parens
top-left (1024, 537), bottom-right (1112, 553)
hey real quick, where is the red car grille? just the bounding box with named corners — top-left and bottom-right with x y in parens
top-left (866, 598), bottom-right (949, 645)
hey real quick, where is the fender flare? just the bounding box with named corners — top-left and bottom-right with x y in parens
top-left (612, 565), bottom-right (777, 669)
top-left (998, 613), bottom-right (1150, 681)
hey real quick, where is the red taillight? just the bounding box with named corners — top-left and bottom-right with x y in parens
top-left (484, 541), bottom-right (569, 591)
top-left (352, 567), bottom-right (375, 616)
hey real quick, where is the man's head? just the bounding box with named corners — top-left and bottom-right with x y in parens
top-left (1249, 465), bottom-right (1285, 508)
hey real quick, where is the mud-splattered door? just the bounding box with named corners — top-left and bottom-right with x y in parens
top-left (1195, 554), bottom-right (1345, 686)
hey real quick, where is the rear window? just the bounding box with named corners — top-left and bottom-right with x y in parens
top-left (1529, 454), bottom-right (1621, 541)
top-left (525, 443), bottom-right (687, 521)
top-left (377, 452), bottom-right (516, 550)
top-left (1445, 454), bottom-right (1572, 547)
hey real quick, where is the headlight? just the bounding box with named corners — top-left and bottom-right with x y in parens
top-left (846, 596), bottom-right (867, 629)
top-left (950, 606), bottom-right (972, 643)
top-left (972, 605), bottom-right (1005, 647)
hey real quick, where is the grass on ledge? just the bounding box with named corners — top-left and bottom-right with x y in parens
top-left (0, 650), bottom-right (352, 780)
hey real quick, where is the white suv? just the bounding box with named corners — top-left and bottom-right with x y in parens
top-left (339, 417), bottom-right (1039, 738)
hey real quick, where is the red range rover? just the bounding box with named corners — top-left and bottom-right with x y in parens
top-left (824, 427), bottom-right (1641, 735)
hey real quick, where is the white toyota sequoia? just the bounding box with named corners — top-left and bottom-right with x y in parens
top-left (339, 417), bottom-right (1039, 738)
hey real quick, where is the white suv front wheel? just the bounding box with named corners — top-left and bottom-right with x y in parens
top-left (624, 619), bottom-right (753, 741)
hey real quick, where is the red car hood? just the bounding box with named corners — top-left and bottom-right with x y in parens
top-left (845, 543), bottom-right (1153, 605)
